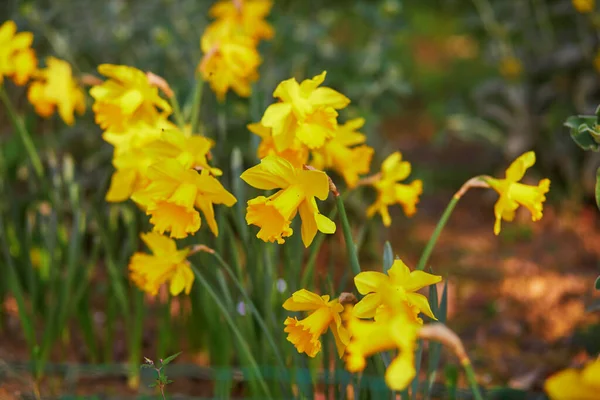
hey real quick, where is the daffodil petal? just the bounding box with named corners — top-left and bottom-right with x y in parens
top-left (354, 272), bottom-right (388, 294)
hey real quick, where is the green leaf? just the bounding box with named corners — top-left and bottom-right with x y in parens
top-left (596, 167), bottom-right (600, 211)
top-left (595, 275), bottom-right (600, 291)
top-left (565, 115), bottom-right (600, 152)
top-left (383, 241), bottom-right (394, 273)
top-left (161, 351), bottom-right (182, 366)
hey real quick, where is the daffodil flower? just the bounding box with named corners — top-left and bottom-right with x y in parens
top-left (353, 259), bottom-right (441, 323)
top-left (129, 232), bottom-right (194, 296)
top-left (572, 0), bottom-right (595, 14)
top-left (0, 20), bottom-right (37, 85)
top-left (248, 122), bottom-right (309, 168)
top-left (131, 159), bottom-right (236, 238)
top-left (143, 128), bottom-right (222, 175)
top-left (485, 151), bottom-right (550, 235)
top-left (545, 358), bottom-right (600, 400)
top-left (209, 0), bottom-right (274, 43)
top-left (241, 155), bottom-right (335, 246)
top-left (90, 64), bottom-right (172, 132)
top-left (199, 25), bottom-right (261, 101)
top-left (27, 57), bottom-right (86, 125)
top-left (283, 289), bottom-right (350, 358)
top-left (261, 71), bottom-right (350, 151)
top-left (311, 118), bottom-right (374, 188)
top-left (346, 305), bottom-right (420, 391)
top-left (366, 152), bottom-right (423, 226)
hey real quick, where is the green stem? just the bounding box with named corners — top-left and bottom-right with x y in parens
top-left (0, 85), bottom-right (44, 178)
top-left (128, 289), bottom-right (145, 389)
top-left (335, 194), bottom-right (361, 276)
top-left (189, 75), bottom-right (204, 134)
top-left (415, 196), bottom-right (459, 271)
top-left (462, 361), bottom-right (484, 400)
top-left (169, 92), bottom-right (185, 129)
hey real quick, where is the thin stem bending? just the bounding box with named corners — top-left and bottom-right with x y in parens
top-left (416, 176), bottom-right (490, 271)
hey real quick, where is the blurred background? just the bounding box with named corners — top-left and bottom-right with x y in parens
top-left (1, 0), bottom-right (600, 397)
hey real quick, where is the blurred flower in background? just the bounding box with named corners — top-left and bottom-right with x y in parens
top-left (0, 20), bottom-right (37, 86)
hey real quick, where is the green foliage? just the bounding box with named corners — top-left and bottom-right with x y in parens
top-left (565, 114), bottom-right (600, 152)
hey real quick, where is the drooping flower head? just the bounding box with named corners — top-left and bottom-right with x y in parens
top-left (248, 122), bottom-right (309, 168)
top-left (199, 24), bottom-right (261, 102)
top-left (311, 118), bottom-right (374, 188)
top-left (545, 358), bottom-right (600, 400)
top-left (90, 64), bottom-right (172, 132)
top-left (129, 232), bottom-right (194, 296)
top-left (485, 151), bottom-right (550, 235)
top-left (27, 57), bottom-right (86, 125)
top-left (353, 259), bottom-right (441, 323)
top-left (366, 152), bottom-right (423, 227)
top-left (209, 0), bottom-right (274, 43)
top-left (261, 71), bottom-right (350, 151)
top-left (131, 159), bottom-right (236, 238)
top-left (283, 289), bottom-right (350, 358)
top-left (345, 303), bottom-right (420, 391)
top-left (0, 20), bottom-right (37, 85)
top-left (240, 155), bottom-right (335, 247)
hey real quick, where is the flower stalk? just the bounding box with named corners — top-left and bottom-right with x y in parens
top-left (0, 85), bottom-right (44, 179)
top-left (335, 191), bottom-right (361, 277)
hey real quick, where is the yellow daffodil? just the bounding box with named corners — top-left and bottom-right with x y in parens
top-left (240, 155), bottom-right (335, 247)
top-left (209, 0), bottom-right (274, 43)
top-left (545, 359), bottom-right (600, 400)
top-left (311, 118), bottom-right (374, 188)
top-left (129, 232), bottom-right (194, 296)
top-left (27, 57), bottom-right (86, 125)
top-left (346, 304), bottom-right (420, 391)
top-left (261, 71), bottom-right (350, 151)
top-left (105, 147), bottom-right (158, 203)
top-left (90, 64), bottom-right (172, 132)
top-left (131, 159), bottom-right (236, 238)
top-left (283, 289), bottom-right (350, 358)
top-left (198, 25), bottom-right (261, 101)
top-left (366, 152), bottom-right (423, 227)
top-left (248, 122), bottom-right (309, 168)
top-left (499, 56), bottom-right (523, 80)
top-left (0, 20), bottom-right (37, 85)
top-left (143, 128), bottom-right (221, 175)
top-left (102, 117), bottom-right (175, 156)
top-left (573, 0), bottom-right (595, 13)
top-left (485, 151), bottom-right (550, 235)
top-left (353, 259), bottom-right (441, 323)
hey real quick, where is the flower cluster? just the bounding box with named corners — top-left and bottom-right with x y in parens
top-left (198, 0), bottom-right (273, 101)
top-left (90, 64), bottom-right (236, 241)
top-left (88, 62), bottom-right (237, 295)
top-left (242, 71), bottom-right (423, 246)
top-left (283, 259), bottom-right (441, 391)
top-left (1, 20), bottom-right (85, 125)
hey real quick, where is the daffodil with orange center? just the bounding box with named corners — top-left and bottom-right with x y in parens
top-left (0, 20), bottom-right (37, 85)
top-left (131, 159), bottom-right (236, 238)
top-left (366, 152), bottom-right (423, 226)
top-left (248, 122), bottom-right (309, 168)
top-left (345, 302), bottom-right (420, 391)
top-left (90, 64), bottom-right (172, 133)
top-left (129, 232), bottom-right (194, 296)
top-left (545, 358), bottom-right (600, 400)
top-left (198, 24), bottom-right (261, 101)
top-left (283, 289), bottom-right (350, 358)
top-left (353, 259), bottom-right (441, 323)
top-left (209, 0), bottom-right (274, 43)
top-left (240, 154), bottom-right (335, 247)
top-left (261, 71), bottom-right (350, 151)
top-left (311, 118), bottom-right (374, 188)
top-left (484, 151), bottom-right (550, 235)
top-left (27, 57), bottom-right (86, 125)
